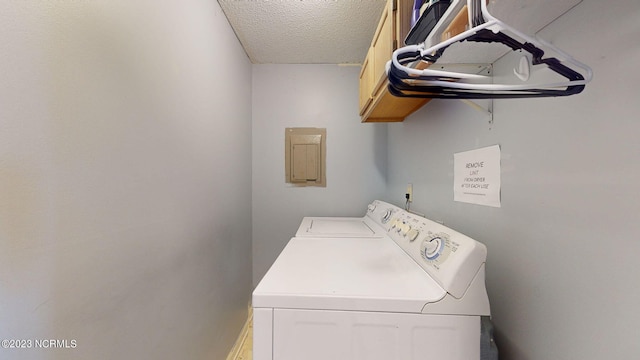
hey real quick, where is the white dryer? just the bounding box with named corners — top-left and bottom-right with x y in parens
top-left (295, 200), bottom-right (401, 238)
top-left (253, 205), bottom-right (491, 360)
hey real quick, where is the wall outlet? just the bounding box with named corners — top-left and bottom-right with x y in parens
top-left (406, 183), bottom-right (413, 202)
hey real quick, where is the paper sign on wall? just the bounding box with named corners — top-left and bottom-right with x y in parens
top-left (454, 145), bottom-right (501, 207)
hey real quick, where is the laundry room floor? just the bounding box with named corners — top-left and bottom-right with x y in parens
top-left (228, 312), bottom-right (252, 360)
top-left (236, 322), bottom-right (252, 360)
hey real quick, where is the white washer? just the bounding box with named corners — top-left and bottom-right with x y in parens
top-left (253, 204), bottom-right (491, 360)
top-left (295, 200), bottom-right (401, 238)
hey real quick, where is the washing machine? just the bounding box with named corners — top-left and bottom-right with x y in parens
top-left (295, 200), bottom-right (402, 238)
top-left (253, 205), bottom-right (492, 360)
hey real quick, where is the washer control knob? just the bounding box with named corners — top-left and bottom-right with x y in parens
top-left (382, 209), bottom-right (392, 223)
top-left (425, 237), bottom-right (442, 259)
top-left (367, 204), bottom-right (376, 212)
top-left (407, 229), bottom-right (420, 242)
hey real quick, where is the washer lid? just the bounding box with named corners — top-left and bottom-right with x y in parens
top-left (253, 237), bottom-right (447, 313)
top-left (296, 217), bottom-right (383, 238)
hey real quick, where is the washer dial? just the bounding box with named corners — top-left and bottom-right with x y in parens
top-left (420, 233), bottom-right (453, 263)
top-left (423, 237), bottom-right (443, 259)
top-left (381, 209), bottom-right (393, 223)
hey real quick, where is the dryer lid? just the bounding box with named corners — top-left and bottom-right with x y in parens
top-left (296, 217), bottom-right (381, 237)
top-left (253, 237), bottom-right (447, 314)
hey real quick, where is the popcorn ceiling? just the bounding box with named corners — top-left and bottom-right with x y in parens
top-left (218, 0), bottom-right (386, 64)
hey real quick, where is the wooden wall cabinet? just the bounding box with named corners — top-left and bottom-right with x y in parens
top-left (359, 0), bottom-right (430, 123)
top-left (359, 0), bottom-right (584, 123)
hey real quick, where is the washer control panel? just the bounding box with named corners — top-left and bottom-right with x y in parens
top-left (384, 209), bottom-right (487, 299)
top-left (365, 200), bottom-right (402, 227)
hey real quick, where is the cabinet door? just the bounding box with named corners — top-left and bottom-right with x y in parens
top-left (359, 0), bottom-right (431, 123)
top-left (358, 47), bottom-right (374, 115)
top-left (371, 4), bottom-right (394, 96)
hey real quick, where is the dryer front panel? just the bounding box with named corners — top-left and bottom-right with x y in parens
top-left (272, 309), bottom-right (480, 360)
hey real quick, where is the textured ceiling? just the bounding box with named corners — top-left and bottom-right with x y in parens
top-left (218, 0), bottom-right (387, 64)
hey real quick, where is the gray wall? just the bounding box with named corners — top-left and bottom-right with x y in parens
top-left (0, 1), bottom-right (252, 359)
top-left (252, 64), bottom-right (387, 285)
top-left (385, 0), bottom-right (640, 359)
